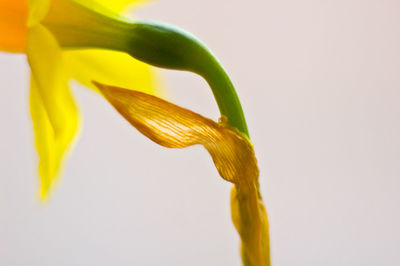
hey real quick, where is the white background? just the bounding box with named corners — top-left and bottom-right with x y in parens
top-left (1, 0), bottom-right (400, 265)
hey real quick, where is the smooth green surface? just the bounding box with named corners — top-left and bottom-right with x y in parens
top-left (47, 2), bottom-right (249, 136)
top-left (125, 22), bottom-right (249, 136)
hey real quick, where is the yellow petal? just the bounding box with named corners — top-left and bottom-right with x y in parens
top-left (63, 49), bottom-right (162, 96)
top-left (75, 0), bottom-right (149, 14)
top-left (27, 24), bottom-right (79, 200)
top-left (27, 0), bottom-right (51, 26)
top-left (93, 82), bottom-right (257, 185)
top-left (0, 0), bottom-right (28, 52)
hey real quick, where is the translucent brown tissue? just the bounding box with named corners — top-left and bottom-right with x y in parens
top-left (93, 81), bottom-right (270, 266)
top-left (93, 81), bottom-right (259, 185)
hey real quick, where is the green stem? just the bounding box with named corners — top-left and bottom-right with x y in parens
top-left (45, 3), bottom-right (249, 136)
top-left (125, 22), bottom-right (249, 136)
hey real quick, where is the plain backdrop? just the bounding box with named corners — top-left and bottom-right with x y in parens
top-left (1, 0), bottom-right (400, 265)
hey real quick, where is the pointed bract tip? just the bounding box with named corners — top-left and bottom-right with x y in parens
top-left (91, 80), bottom-right (105, 91)
top-left (92, 80), bottom-right (129, 98)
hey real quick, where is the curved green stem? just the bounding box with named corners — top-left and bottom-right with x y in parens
top-left (126, 22), bottom-right (249, 136)
top-left (44, 3), bottom-right (249, 136)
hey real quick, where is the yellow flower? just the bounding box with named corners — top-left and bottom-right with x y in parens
top-left (0, 0), bottom-right (158, 200)
top-left (2, 1), bottom-right (270, 264)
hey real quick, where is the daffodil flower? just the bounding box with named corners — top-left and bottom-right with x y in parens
top-left (2, 0), bottom-right (270, 264)
top-left (0, 0), bottom-right (157, 199)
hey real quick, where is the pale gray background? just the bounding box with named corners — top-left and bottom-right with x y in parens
top-left (1, 0), bottom-right (400, 265)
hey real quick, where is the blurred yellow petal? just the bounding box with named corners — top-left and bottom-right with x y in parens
top-left (93, 82), bottom-right (257, 185)
top-left (63, 49), bottom-right (162, 96)
top-left (0, 0), bottom-right (28, 52)
top-left (27, 24), bottom-right (79, 200)
top-left (76, 0), bottom-right (149, 14)
top-left (27, 0), bottom-right (51, 26)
